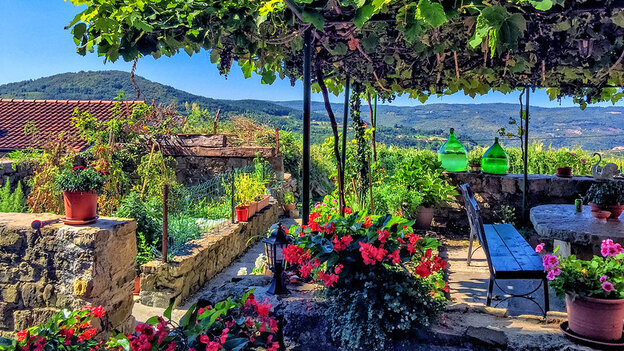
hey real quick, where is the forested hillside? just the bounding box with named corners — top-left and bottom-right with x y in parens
top-left (2, 71), bottom-right (624, 150)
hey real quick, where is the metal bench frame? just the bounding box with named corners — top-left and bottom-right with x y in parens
top-left (460, 184), bottom-right (549, 316)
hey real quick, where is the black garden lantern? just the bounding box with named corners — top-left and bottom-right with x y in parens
top-left (263, 223), bottom-right (289, 295)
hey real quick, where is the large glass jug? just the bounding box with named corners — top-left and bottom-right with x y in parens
top-left (481, 137), bottom-right (509, 174)
top-left (438, 128), bottom-right (467, 172)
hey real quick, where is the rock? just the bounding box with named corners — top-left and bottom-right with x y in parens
top-left (464, 326), bottom-right (508, 348)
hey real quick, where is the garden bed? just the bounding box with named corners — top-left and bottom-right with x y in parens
top-left (139, 202), bottom-right (280, 308)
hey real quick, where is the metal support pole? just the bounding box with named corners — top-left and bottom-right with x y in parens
top-left (231, 172), bottom-right (236, 224)
top-left (522, 87), bottom-right (530, 223)
top-left (162, 184), bottom-right (168, 263)
top-left (302, 29), bottom-right (312, 224)
top-left (341, 76), bottom-right (350, 189)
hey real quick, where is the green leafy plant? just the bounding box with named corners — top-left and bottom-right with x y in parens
top-left (282, 191), bottom-right (295, 205)
top-left (167, 214), bottom-right (204, 257)
top-left (585, 181), bottom-right (624, 206)
top-left (468, 147), bottom-right (485, 166)
top-left (107, 290), bottom-right (281, 351)
top-left (235, 173), bottom-right (264, 206)
top-left (115, 191), bottom-right (162, 265)
top-left (0, 306), bottom-right (105, 351)
top-left (54, 166), bottom-right (106, 193)
top-left (0, 178), bottom-right (27, 213)
top-left (540, 239), bottom-right (624, 299)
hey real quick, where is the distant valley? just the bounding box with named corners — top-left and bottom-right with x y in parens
top-left (1, 71), bottom-right (623, 151)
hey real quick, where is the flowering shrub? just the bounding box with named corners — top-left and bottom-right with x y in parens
top-left (284, 199), bottom-right (448, 350)
top-left (0, 306), bottom-right (105, 351)
top-left (538, 239), bottom-right (624, 299)
top-left (55, 165), bottom-right (107, 193)
top-left (108, 289), bottom-right (280, 351)
top-left (0, 291), bottom-right (280, 351)
top-left (284, 201), bottom-right (448, 295)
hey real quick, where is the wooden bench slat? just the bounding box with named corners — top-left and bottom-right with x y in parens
top-left (483, 225), bottom-right (522, 272)
top-left (493, 224), bottom-right (544, 272)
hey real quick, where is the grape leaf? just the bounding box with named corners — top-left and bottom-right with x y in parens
top-left (417, 0), bottom-right (447, 28)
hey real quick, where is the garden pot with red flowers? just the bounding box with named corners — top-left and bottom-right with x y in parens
top-left (539, 238), bottom-right (624, 343)
top-left (55, 166), bottom-right (106, 225)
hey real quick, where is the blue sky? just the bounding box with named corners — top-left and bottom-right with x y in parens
top-left (0, 0), bottom-right (621, 108)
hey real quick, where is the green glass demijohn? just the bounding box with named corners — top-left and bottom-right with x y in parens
top-left (481, 137), bottom-right (509, 174)
top-left (438, 128), bottom-right (468, 172)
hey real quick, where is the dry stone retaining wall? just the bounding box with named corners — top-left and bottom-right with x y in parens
top-left (437, 173), bottom-right (624, 233)
top-left (139, 202), bottom-right (281, 308)
top-left (0, 214), bottom-right (137, 337)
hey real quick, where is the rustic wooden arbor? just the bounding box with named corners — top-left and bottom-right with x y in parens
top-left (67, 0), bottom-right (624, 222)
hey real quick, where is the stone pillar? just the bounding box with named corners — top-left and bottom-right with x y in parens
top-left (0, 213), bottom-right (137, 336)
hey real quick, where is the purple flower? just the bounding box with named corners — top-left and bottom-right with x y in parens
top-left (535, 243), bottom-right (545, 253)
top-left (600, 275), bottom-right (608, 283)
top-left (546, 270), bottom-right (556, 281)
top-left (602, 281), bottom-right (615, 293)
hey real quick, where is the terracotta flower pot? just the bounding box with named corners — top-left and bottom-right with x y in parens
top-left (557, 167), bottom-right (573, 178)
top-left (566, 294), bottom-right (624, 341)
top-left (236, 206), bottom-right (250, 222)
top-left (62, 190), bottom-right (98, 222)
top-left (283, 204), bottom-right (296, 211)
top-left (133, 277), bottom-right (141, 296)
top-left (589, 203), bottom-right (624, 220)
top-left (258, 195), bottom-right (270, 211)
top-left (591, 210), bottom-right (612, 220)
top-left (248, 201), bottom-right (258, 217)
top-left (414, 207), bottom-right (434, 230)
top-left (469, 163), bottom-right (481, 173)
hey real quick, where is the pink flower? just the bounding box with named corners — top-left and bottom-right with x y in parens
top-left (602, 281), bottom-right (615, 293)
top-left (535, 243), bottom-right (545, 253)
top-left (546, 270), bottom-right (556, 281)
top-left (542, 254), bottom-right (559, 270)
top-left (570, 152), bottom-right (576, 156)
top-left (600, 275), bottom-right (608, 283)
top-left (601, 239), bottom-right (623, 257)
top-left (581, 159), bottom-right (586, 164)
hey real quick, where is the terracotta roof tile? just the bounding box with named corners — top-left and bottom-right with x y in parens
top-left (0, 99), bottom-right (144, 151)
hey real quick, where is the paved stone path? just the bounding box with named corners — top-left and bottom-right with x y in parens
top-left (133, 220), bottom-right (595, 350)
top-left (445, 238), bottom-right (566, 316)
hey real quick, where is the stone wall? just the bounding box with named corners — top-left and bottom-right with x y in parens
top-left (139, 202), bottom-right (281, 308)
top-left (173, 154), bottom-right (284, 186)
top-left (436, 173), bottom-right (624, 234)
top-left (0, 214), bottom-right (137, 336)
top-left (0, 160), bottom-right (30, 190)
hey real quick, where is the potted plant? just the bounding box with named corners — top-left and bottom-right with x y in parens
top-left (539, 239), bottom-right (624, 342)
top-left (468, 148), bottom-right (483, 173)
top-left (390, 159), bottom-right (458, 230)
top-left (282, 191), bottom-right (296, 211)
top-left (235, 173), bottom-right (256, 222)
top-left (584, 181), bottom-right (624, 220)
top-left (54, 165), bottom-right (106, 224)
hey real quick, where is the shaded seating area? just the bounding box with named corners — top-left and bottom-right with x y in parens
top-left (460, 184), bottom-right (549, 316)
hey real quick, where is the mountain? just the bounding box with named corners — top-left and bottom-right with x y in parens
top-left (1, 71), bottom-right (623, 150)
top-left (273, 101), bottom-right (624, 151)
top-left (0, 71), bottom-right (318, 133)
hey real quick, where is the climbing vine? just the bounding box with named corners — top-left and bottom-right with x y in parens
top-left (350, 84), bottom-right (370, 209)
top-left (66, 0), bottom-right (624, 106)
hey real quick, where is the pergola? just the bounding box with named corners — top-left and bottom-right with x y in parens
top-left (68, 0), bottom-right (624, 222)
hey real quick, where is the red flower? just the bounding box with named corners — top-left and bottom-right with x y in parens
top-left (17, 330), bottom-right (28, 342)
top-left (78, 328), bottom-right (97, 342)
top-left (344, 207), bottom-right (353, 214)
top-left (318, 271), bottom-right (339, 287)
top-left (377, 229), bottom-right (390, 243)
top-left (255, 298), bottom-right (272, 317)
top-left (388, 250), bottom-right (401, 264)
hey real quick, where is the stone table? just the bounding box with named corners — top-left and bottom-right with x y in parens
top-left (530, 204), bottom-right (624, 257)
